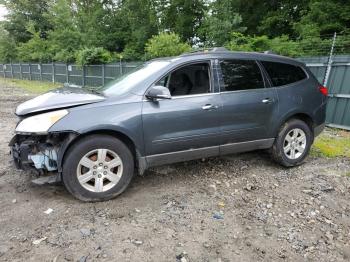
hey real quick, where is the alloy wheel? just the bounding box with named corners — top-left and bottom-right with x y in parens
top-left (76, 149), bottom-right (123, 192)
top-left (283, 128), bottom-right (307, 160)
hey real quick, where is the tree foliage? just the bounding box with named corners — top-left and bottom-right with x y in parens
top-left (145, 32), bottom-right (191, 58)
top-left (0, 0), bottom-right (349, 63)
top-left (75, 47), bottom-right (112, 66)
top-left (200, 0), bottom-right (246, 46)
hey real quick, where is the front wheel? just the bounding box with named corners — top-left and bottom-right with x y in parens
top-left (62, 135), bottom-right (134, 202)
top-left (271, 119), bottom-right (313, 167)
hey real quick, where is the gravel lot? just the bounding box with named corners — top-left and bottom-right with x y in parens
top-left (0, 82), bottom-right (350, 262)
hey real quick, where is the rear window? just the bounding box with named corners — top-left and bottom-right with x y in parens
top-left (261, 61), bottom-right (307, 87)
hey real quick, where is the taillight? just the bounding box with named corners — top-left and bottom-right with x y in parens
top-left (319, 85), bottom-right (328, 96)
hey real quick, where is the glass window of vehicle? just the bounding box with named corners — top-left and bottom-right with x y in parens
top-left (219, 60), bottom-right (265, 92)
top-left (155, 62), bottom-right (211, 96)
top-left (261, 61), bottom-right (307, 87)
top-left (101, 61), bottom-right (170, 96)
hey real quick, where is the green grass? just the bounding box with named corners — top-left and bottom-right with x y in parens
top-left (311, 128), bottom-right (350, 158)
top-left (0, 77), bottom-right (60, 94)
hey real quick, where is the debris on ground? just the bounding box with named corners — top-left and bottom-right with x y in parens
top-left (32, 237), bottom-right (47, 245)
top-left (44, 208), bottom-right (53, 215)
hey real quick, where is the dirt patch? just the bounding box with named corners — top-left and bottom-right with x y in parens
top-left (0, 82), bottom-right (350, 262)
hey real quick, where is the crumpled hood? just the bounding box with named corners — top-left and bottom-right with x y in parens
top-left (16, 87), bottom-right (106, 116)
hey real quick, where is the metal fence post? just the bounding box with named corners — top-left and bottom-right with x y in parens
top-left (29, 63), bottom-right (32, 80)
top-left (323, 32), bottom-right (337, 87)
top-left (2, 64), bottom-right (5, 78)
top-left (19, 62), bottom-right (23, 79)
top-left (119, 59), bottom-right (123, 76)
top-left (66, 64), bottom-right (69, 83)
top-left (102, 64), bottom-right (105, 86)
top-left (82, 65), bottom-right (85, 87)
top-left (10, 62), bottom-right (13, 78)
top-left (52, 62), bottom-right (55, 83)
top-left (39, 63), bottom-right (43, 81)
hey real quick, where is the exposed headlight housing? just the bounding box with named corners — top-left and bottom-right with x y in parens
top-left (16, 109), bottom-right (69, 134)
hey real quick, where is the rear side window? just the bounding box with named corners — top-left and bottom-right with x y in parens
top-left (220, 60), bottom-right (264, 92)
top-left (261, 61), bottom-right (307, 87)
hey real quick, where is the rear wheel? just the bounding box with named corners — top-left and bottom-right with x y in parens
top-left (271, 119), bottom-right (312, 167)
top-left (62, 135), bottom-right (134, 202)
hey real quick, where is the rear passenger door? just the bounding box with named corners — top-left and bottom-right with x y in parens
top-left (218, 59), bottom-right (278, 151)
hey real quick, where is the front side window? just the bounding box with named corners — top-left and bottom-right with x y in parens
top-left (155, 62), bottom-right (211, 96)
top-left (261, 61), bottom-right (307, 87)
top-left (220, 60), bottom-right (265, 92)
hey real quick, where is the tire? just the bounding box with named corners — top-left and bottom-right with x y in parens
top-left (62, 135), bottom-right (134, 202)
top-left (271, 119), bottom-right (313, 167)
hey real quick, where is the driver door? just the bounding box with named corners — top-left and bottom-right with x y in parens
top-left (142, 61), bottom-right (222, 165)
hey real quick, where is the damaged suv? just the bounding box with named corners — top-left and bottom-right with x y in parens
top-left (10, 48), bottom-right (327, 201)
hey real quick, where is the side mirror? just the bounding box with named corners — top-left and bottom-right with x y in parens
top-left (146, 85), bottom-right (171, 100)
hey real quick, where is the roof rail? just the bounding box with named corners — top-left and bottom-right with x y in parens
top-left (181, 47), bottom-right (229, 56)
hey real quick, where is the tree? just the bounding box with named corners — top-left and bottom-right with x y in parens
top-left (199, 0), bottom-right (246, 46)
top-left (0, 23), bottom-right (17, 62)
top-left (226, 32), bottom-right (301, 57)
top-left (75, 47), bottom-right (112, 66)
top-left (145, 32), bottom-right (191, 58)
top-left (2, 0), bottom-right (52, 43)
top-left (295, 0), bottom-right (350, 37)
top-left (45, 0), bottom-right (83, 62)
top-left (156, 0), bottom-right (207, 44)
top-left (258, 0), bottom-right (309, 38)
top-left (16, 23), bottom-right (52, 62)
top-left (120, 0), bottom-right (159, 60)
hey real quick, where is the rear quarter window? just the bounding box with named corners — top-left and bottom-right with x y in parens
top-left (261, 61), bottom-right (307, 87)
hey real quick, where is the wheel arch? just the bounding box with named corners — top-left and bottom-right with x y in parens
top-left (275, 111), bottom-right (314, 137)
top-left (58, 128), bottom-right (143, 176)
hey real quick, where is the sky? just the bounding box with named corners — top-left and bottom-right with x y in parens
top-left (0, 5), bottom-right (8, 21)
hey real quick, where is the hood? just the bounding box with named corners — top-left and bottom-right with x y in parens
top-left (16, 87), bottom-right (106, 116)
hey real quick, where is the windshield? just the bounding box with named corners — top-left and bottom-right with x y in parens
top-left (101, 61), bottom-right (170, 96)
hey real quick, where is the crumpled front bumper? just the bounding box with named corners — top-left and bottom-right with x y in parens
top-left (9, 132), bottom-right (78, 174)
top-left (9, 135), bottom-right (33, 170)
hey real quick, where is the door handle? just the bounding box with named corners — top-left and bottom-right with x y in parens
top-left (202, 104), bottom-right (218, 110)
top-left (262, 98), bottom-right (273, 104)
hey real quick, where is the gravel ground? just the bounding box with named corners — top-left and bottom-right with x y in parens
top-left (0, 82), bottom-right (350, 262)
